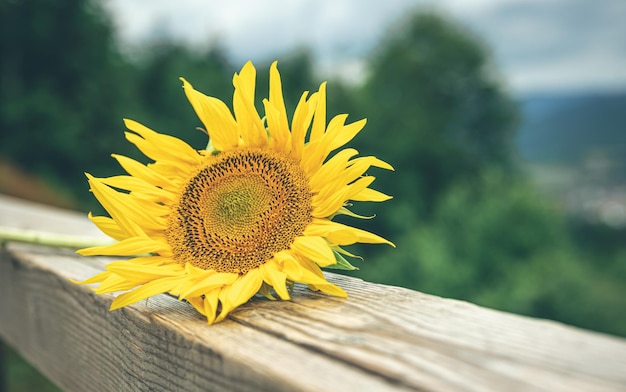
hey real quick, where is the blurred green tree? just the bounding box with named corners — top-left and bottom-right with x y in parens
top-left (350, 12), bottom-right (518, 227)
top-left (0, 0), bottom-right (138, 209)
top-left (329, 12), bottom-right (626, 337)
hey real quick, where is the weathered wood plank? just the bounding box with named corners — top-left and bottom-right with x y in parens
top-left (1, 194), bottom-right (626, 391)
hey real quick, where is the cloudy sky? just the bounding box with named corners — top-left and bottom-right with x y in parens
top-left (105, 0), bottom-right (626, 95)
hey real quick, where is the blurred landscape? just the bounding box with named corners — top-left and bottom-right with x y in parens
top-left (1, 0), bottom-right (625, 390)
top-left (518, 92), bottom-right (626, 227)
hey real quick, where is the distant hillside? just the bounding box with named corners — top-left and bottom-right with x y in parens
top-left (515, 92), bottom-right (626, 166)
top-left (515, 91), bottom-right (626, 226)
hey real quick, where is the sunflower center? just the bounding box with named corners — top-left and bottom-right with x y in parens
top-left (166, 148), bottom-right (312, 274)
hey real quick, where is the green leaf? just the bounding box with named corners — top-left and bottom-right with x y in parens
top-left (325, 250), bottom-right (359, 270)
top-left (333, 206), bottom-right (375, 220)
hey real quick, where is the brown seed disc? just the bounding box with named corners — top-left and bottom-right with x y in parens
top-left (167, 148), bottom-right (312, 274)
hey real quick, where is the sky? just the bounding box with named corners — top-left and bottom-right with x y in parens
top-left (104, 0), bottom-right (626, 95)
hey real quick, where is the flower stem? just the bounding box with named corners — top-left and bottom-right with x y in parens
top-left (0, 226), bottom-right (114, 249)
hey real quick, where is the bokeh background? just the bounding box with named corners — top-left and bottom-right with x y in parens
top-left (1, 0), bottom-right (625, 390)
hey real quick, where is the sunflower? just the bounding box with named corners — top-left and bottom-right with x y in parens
top-left (77, 61), bottom-right (393, 324)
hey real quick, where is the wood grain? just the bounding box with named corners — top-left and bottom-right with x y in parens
top-left (1, 194), bottom-right (626, 391)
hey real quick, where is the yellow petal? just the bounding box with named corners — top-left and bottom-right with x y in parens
top-left (301, 114), bottom-right (348, 175)
top-left (180, 77), bottom-right (239, 151)
top-left (73, 270), bottom-right (111, 285)
top-left (312, 157), bottom-right (372, 200)
top-left (110, 276), bottom-right (182, 310)
top-left (232, 61), bottom-right (267, 147)
top-left (88, 213), bottom-right (126, 241)
top-left (106, 260), bottom-right (184, 280)
top-left (327, 118), bottom-right (367, 152)
top-left (94, 272), bottom-right (143, 294)
top-left (90, 175), bottom-right (168, 228)
top-left (291, 91), bottom-right (317, 159)
top-left (216, 269), bottom-right (263, 322)
top-left (264, 61), bottom-right (290, 152)
top-left (351, 187), bottom-right (393, 202)
top-left (291, 236), bottom-right (336, 267)
top-left (302, 114), bottom-right (367, 177)
top-left (309, 82), bottom-right (327, 142)
top-left (300, 139), bottom-right (322, 177)
top-left (311, 156), bottom-right (393, 214)
top-left (99, 175), bottom-right (175, 203)
top-left (342, 156), bottom-right (391, 184)
top-left (203, 289), bottom-right (221, 324)
top-left (325, 229), bottom-right (359, 246)
top-left (309, 148), bottom-right (359, 192)
top-left (260, 260), bottom-right (290, 300)
top-left (311, 187), bottom-right (351, 218)
top-left (278, 253), bottom-right (314, 281)
top-left (124, 119), bottom-right (202, 165)
top-left (128, 255), bottom-right (172, 266)
top-left (112, 154), bottom-right (177, 190)
top-left (187, 296), bottom-right (207, 316)
top-left (346, 176), bottom-right (376, 199)
top-left (86, 174), bottom-right (146, 237)
top-left (176, 271), bottom-right (238, 299)
top-left (279, 254), bottom-right (345, 298)
top-left (148, 160), bottom-right (195, 181)
top-left (305, 219), bottom-right (394, 247)
top-left (308, 282), bottom-right (347, 298)
top-left (294, 255), bottom-right (326, 279)
top-left (78, 236), bottom-right (171, 257)
top-left (264, 101), bottom-right (289, 152)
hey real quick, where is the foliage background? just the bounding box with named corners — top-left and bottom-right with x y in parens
top-left (1, 1), bottom-right (624, 390)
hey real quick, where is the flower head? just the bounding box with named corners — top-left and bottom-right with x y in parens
top-left (78, 61), bottom-right (393, 324)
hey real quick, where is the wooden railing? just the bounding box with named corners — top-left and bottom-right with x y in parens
top-left (1, 194), bottom-right (625, 391)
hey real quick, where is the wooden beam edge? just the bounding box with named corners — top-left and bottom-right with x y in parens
top-left (2, 195), bottom-right (626, 391)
